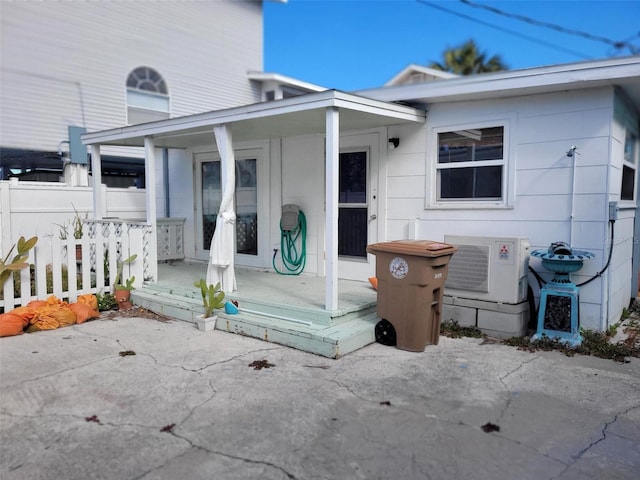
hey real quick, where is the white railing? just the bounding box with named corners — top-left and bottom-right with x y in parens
top-left (157, 218), bottom-right (186, 261)
top-left (0, 180), bottom-right (185, 312)
top-left (1, 223), bottom-right (144, 313)
top-left (86, 220), bottom-right (155, 281)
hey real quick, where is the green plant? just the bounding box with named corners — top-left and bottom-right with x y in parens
top-left (193, 279), bottom-right (225, 318)
top-left (96, 292), bottom-right (118, 311)
top-left (440, 319), bottom-right (485, 338)
top-left (606, 322), bottom-right (619, 338)
top-left (115, 277), bottom-right (136, 291)
top-left (503, 330), bottom-right (640, 363)
top-left (57, 204), bottom-right (87, 240)
top-left (0, 236), bottom-right (38, 288)
top-left (113, 254), bottom-right (137, 291)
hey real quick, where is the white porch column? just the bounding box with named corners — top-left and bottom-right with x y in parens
top-left (91, 144), bottom-right (103, 220)
top-left (144, 137), bottom-right (158, 282)
top-left (325, 107), bottom-right (339, 311)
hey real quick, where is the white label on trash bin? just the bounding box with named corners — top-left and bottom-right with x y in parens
top-left (389, 257), bottom-right (409, 279)
top-left (435, 272), bottom-right (443, 279)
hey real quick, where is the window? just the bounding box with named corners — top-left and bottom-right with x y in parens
top-left (126, 66), bottom-right (169, 125)
top-left (622, 129), bottom-right (638, 201)
top-left (339, 151), bottom-right (368, 258)
top-left (436, 126), bottom-right (505, 202)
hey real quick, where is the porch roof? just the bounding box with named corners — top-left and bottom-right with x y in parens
top-left (82, 90), bottom-right (426, 149)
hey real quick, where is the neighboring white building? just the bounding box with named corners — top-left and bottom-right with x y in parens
top-left (0, 0), bottom-right (321, 185)
top-left (82, 56), bottom-right (640, 336)
top-left (384, 64), bottom-right (459, 86)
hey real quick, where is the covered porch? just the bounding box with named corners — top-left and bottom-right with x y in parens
top-left (82, 90), bottom-right (426, 357)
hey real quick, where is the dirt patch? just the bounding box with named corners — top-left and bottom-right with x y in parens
top-left (100, 306), bottom-right (172, 322)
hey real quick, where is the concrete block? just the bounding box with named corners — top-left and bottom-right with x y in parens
top-left (478, 309), bottom-right (528, 338)
top-left (442, 304), bottom-right (477, 327)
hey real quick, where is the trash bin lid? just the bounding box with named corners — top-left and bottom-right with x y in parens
top-left (366, 240), bottom-right (457, 257)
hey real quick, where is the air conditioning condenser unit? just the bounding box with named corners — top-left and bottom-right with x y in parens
top-left (444, 235), bottom-right (530, 304)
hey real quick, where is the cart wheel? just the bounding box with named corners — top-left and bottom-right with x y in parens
top-left (375, 319), bottom-right (397, 347)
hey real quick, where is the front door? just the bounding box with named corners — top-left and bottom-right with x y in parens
top-left (337, 133), bottom-right (379, 281)
top-left (195, 148), bottom-right (266, 267)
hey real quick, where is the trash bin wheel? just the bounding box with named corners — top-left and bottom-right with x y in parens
top-left (375, 319), bottom-right (397, 347)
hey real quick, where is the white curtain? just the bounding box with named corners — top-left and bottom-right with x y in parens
top-left (206, 124), bottom-right (237, 293)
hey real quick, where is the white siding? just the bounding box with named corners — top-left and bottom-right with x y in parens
top-left (0, 1), bottom-right (263, 151)
top-left (279, 134), bottom-right (326, 275)
top-left (383, 87), bottom-right (633, 329)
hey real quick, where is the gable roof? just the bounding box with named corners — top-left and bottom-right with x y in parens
top-left (360, 56), bottom-right (640, 109)
top-left (385, 64), bottom-right (459, 86)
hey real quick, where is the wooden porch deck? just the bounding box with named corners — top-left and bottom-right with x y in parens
top-left (132, 262), bottom-right (379, 358)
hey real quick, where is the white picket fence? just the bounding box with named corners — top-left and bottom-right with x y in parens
top-left (1, 222), bottom-right (145, 313)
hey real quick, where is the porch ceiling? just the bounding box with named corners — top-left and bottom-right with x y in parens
top-left (82, 90), bottom-right (426, 149)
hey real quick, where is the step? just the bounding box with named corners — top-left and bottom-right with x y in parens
top-left (138, 282), bottom-right (376, 327)
top-left (132, 288), bottom-right (203, 323)
top-left (217, 310), bottom-right (377, 358)
top-left (131, 287), bottom-right (377, 358)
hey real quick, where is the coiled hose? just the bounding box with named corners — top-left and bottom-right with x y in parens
top-left (273, 210), bottom-right (306, 275)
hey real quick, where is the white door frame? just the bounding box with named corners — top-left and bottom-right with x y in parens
top-left (194, 145), bottom-right (269, 268)
top-left (337, 132), bottom-right (380, 281)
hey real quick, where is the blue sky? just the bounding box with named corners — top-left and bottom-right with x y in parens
top-left (264, 0), bottom-right (640, 90)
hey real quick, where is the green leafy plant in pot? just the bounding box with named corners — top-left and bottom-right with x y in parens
top-left (113, 254), bottom-right (137, 307)
top-left (193, 279), bottom-right (225, 318)
top-left (56, 204), bottom-right (87, 261)
top-left (193, 279), bottom-right (225, 331)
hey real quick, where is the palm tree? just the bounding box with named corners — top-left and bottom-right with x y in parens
top-left (430, 39), bottom-right (507, 75)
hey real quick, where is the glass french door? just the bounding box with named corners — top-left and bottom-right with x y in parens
top-left (200, 158), bottom-right (258, 257)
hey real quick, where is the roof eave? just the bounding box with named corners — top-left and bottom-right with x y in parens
top-left (360, 56), bottom-right (640, 104)
top-left (82, 90), bottom-right (426, 147)
top-left (246, 71), bottom-right (327, 92)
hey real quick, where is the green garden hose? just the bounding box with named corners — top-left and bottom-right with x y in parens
top-left (273, 210), bottom-right (306, 275)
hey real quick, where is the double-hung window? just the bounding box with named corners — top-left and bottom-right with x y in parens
top-left (621, 129), bottom-right (638, 202)
top-left (435, 125), bottom-right (506, 205)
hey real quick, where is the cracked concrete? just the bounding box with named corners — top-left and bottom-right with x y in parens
top-left (1, 316), bottom-right (639, 480)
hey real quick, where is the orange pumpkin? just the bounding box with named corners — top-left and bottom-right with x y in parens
top-left (0, 313), bottom-right (25, 337)
top-left (69, 303), bottom-right (100, 324)
top-left (77, 294), bottom-right (99, 311)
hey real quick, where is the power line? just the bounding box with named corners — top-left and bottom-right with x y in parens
top-left (416, 0), bottom-right (591, 60)
top-left (460, 0), bottom-right (639, 54)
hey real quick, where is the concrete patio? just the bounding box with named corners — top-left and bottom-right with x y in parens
top-left (1, 315), bottom-right (639, 479)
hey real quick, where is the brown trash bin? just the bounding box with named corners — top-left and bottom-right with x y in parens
top-left (367, 240), bottom-right (457, 352)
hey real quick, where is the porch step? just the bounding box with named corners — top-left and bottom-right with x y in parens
top-left (132, 285), bottom-right (378, 358)
top-left (132, 288), bottom-right (204, 323)
top-left (216, 310), bottom-right (378, 359)
top-left (136, 281), bottom-right (376, 327)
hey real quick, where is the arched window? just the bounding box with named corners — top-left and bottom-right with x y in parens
top-left (126, 66), bottom-right (169, 124)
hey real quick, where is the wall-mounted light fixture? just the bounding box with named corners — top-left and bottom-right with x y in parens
top-left (388, 138), bottom-right (400, 149)
top-left (566, 145), bottom-right (578, 157)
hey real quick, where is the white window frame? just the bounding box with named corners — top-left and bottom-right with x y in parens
top-left (125, 67), bottom-right (170, 125)
top-left (192, 143), bottom-right (269, 268)
top-left (426, 117), bottom-right (514, 209)
top-left (621, 127), bottom-right (638, 203)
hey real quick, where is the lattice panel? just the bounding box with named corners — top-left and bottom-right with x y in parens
top-left (236, 214), bottom-right (257, 255)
